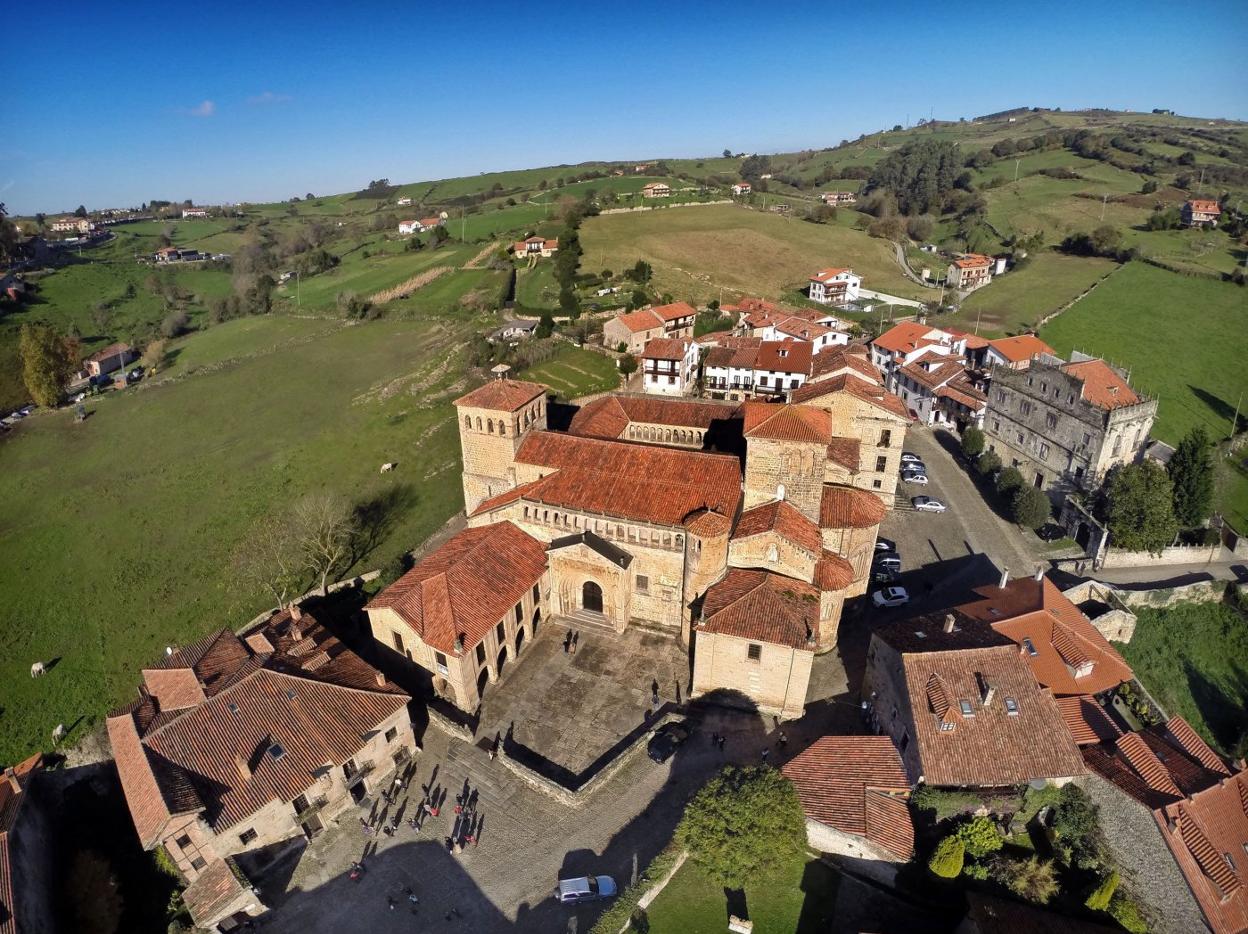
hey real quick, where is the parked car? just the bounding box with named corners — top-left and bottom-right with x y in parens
top-left (647, 720), bottom-right (691, 763)
top-left (874, 537), bottom-right (896, 553)
top-left (902, 472), bottom-right (929, 485)
top-left (127, 366), bottom-right (145, 381)
top-left (556, 875), bottom-right (618, 904)
top-left (872, 586), bottom-right (910, 608)
top-left (900, 452), bottom-right (922, 464)
top-left (913, 496), bottom-right (948, 513)
top-left (874, 554), bottom-right (902, 572)
top-left (870, 566), bottom-right (900, 585)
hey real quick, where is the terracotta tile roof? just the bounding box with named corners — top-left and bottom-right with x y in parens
top-left (703, 339), bottom-right (763, 370)
top-left (810, 267), bottom-right (851, 283)
top-left (1155, 769), bottom-right (1248, 934)
top-left (468, 480), bottom-right (537, 517)
top-left (754, 340), bottom-right (813, 374)
top-left (641, 337), bottom-right (688, 361)
top-left (899, 358), bottom-right (967, 393)
top-left (568, 395), bottom-right (737, 441)
top-left (183, 858), bottom-right (249, 927)
top-left (789, 373), bottom-right (911, 420)
top-left (809, 348), bottom-right (882, 385)
top-left (944, 327), bottom-right (991, 350)
top-left (781, 736), bottom-right (914, 859)
top-left (743, 401), bottom-right (831, 443)
top-left (814, 550), bottom-right (855, 591)
top-left (958, 576), bottom-right (1133, 697)
top-left (774, 317), bottom-right (835, 341)
top-left (454, 378), bottom-right (546, 412)
top-left (84, 341), bottom-right (133, 364)
top-left (1083, 716), bottom-right (1230, 808)
top-left (698, 569), bottom-right (818, 649)
top-left (724, 297), bottom-right (784, 316)
top-left (611, 308), bottom-right (664, 333)
top-left (733, 500), bottom-right (822, 554)
top-left (988, 334), bottom-right (1054, 364)
top-left (819, 485), bottom-right (886, 529)
top-left (684, 508), bottom-right (733, 538)
top-left (1057, 696), bottom-right (1122, 746)
top-left (651, 301), bottom-right (697, 322)
top-left (369, 521), bottom-right (546, 654)
top-left (514, 431), bottom-right (743, 526)
top-left (873, 619), bottom-right (1086, 786)
top-left (1061, 359), bottom-right (1142, 410)
top-left (825, 436), bottom-right (860, 471)
top-left (0, 753), bottom-right (44, 934)
top-left (953, 253), bottom-right (993, 269)
top-left (1186, 199), bottom-right (1222, 214)
top-left (871, 322), bottom-right (941, 355)
top-left (418, 216), bottom-right (441, 226)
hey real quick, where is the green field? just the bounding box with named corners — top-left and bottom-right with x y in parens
top-left (514, 262), bottom-right (560, 310)
top-left (519, 344), bottom-right (619, 399)
top-left (0, 312), bottom-right (489, 763)
top-left (953, 252), bottom-right (1117, 336)
top-left (1040, 262), bottom-right (1247, 446)
top-left (642, 858), bottom-right (839, 933)
top-left (1120, 601), bottom-right (1248, 756)
top-left (1122, 226), bottom-right (1245, 277)
top-left (280, 240), bottom-right (476, 309)
top-left (581, 204), bottom-right (928, 305)
top-left (982, 175), bottom-right (1151, 245)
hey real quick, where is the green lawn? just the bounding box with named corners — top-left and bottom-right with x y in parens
top-left (983, 175), bottom-right (1150, 245)
top-left (642, 858), bottom-right (839, 934)
top-left (1122, 226), bottom-right (1245, 276)
top-left (1040, 263), bottom-right (1248, 446)
top-left (1119, 601), bottom-right (1248, 756)
top-left (0, 312), bottom-right (487, 763)
top-left (396, 268), bottom-right (508, 315)
top-left (280, 240), bottom-right (475, 310)
top-left (514, 262), bottom-right (560, 310)
top-left (520, 344), bottom-right (619, 399)
top-left (952, 252), bottom-right (1117, 336)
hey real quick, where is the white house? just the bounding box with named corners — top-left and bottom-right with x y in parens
top-left (731, 182), bottom-right (752, 196)
top-left (181, 207), bottom-right (209, 219)
top-left (512, 236), bottom-right (559, 258)
top-left (641, 182), bottom-right (671, 199)
top-left (820, 191), bottom-right (857, 205)
top-left (396, 197), bottom-right (412, 206)
top-left (641, 338), bottom-right (699, 396)
top-left (701, 338), bottom-right (813, 401)
top-left (891, 353), bottom-right (987, 428)
top-left (807, 268), bottom-right (861, 306)
top-left (398, 217), bottom-right (444, 235)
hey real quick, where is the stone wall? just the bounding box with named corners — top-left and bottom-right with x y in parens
top-left (804, 818), bottom-right (902, 886)
top-left (744, 437), bottom-right (825, 522)
top-left (1110, 578), bottom-right (1229, 610)
top-left (691, 630), bottom-right (812, 720)
top-left (1098, 542), bottom-right (1223, 569)
top-left (728, 532), bottom-right (818, 584)
top-left (1059, 580), bottom-right (1137, 643)
top-left (801, 392), bottom-right (907, 504)
top-left (1080, 773), bottom-right (1206, 934)
top-left (455, 394), bottom-right (547, 513)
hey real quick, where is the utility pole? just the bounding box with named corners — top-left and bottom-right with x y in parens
top-left (1231, 392), bottom-right (1243, 443)
top-left (296, 270), bottom-right (301, 309)
top-left (1014, 159), bottom-right (1020, 184)
top-left (1101, 193), bottom-right (1108, 221)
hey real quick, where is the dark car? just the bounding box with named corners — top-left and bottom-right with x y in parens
top-left (647, 720), bottom-right (691, 763)
top-left (870, 566), bottom-right (900, 585)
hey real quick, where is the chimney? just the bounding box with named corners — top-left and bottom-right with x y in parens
top-left (234, 754), bottom-right (252, 782)
top-left (998, 568), bottom-right (1010, 589)
top-left (1034, 566), bottom-right (1044, 582)
top-left (290, 603), bottom-right (303, 622)
top-left (374, 671), bottom-right (386, 687)
top-left (943, 614), bottom-right (956, 634)
top-left (4, 768), bottom-right (19, 795)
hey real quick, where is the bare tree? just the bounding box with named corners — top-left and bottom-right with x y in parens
top-left (232, 512), bottom-right (305, 610)
top-left (295, 493), bottom-right (357, 596)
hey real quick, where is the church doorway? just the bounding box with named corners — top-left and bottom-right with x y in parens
top-left (532, 608), bottom-right (540, 634)
top-left (582, 580), bottom-right (604, 614)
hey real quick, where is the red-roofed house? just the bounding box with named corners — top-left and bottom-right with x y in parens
top-left (641, 337), bottom-right (699, 396)
top-left (108, 609), bottom-right (413, 932)
top-left (1082, 719), bottom-right (1242, 934)
top-left (731, 182), bottom-right (752, 196)
top-left (985, 334), bottom-right (1055, 371)
top-left (604, 303), bottom-right (695, 354)
top-left (82, 341), bottom-right (138, 379)
top-left (641, 182), bottom-right (671, 198)
top-left (808, 267), bottom-right (862, 306)
top-left (946, 253), bottom-right (995, 291)
top-left (0, 753), bottom-right (56, 934)
top-left (821, 191), bottom-right (857, 205)
top-left (782, 736), bottom-right (914, 880)
top-left (513, 235), bottom-right (559, 258)
top-left (702, 339), bottom-right (813, 400)
top-left (1182, 199), bottom-right (1222, 228)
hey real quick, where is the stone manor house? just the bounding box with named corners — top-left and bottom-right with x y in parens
top-left (366, 364), bottom-right (911, 720)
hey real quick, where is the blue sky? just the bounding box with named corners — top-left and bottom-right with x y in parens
top-left (5, 0), bottom-right (1246, 214)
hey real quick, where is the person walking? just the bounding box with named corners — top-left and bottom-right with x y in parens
top-left (778, 730), bottom-right (788, 751)
top-left (571, 631), bottom-right (579, 654)
top-left (563, 629), bottom-right (572, 653)
top-left (761, 748), bottom-right (770, 765)
top-left (717, 734), bottom-right (725, 753)
top-left (711, 731), bottom-right (719, 747)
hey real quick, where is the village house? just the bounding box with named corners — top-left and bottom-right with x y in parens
top-left (821, 191), bottom-right (857, 205)
top-left (512, 235), bottom-right (559, 259)
top-left (641, 182), bottom-right (671, 198)
top-left (983, 334), bottom-right (1055, 371)
top-left (983, 353), bottom-right (1157, 492)
top-left (1081, 718), bottom-right (1247, 934)
top-left (50, 217), bottom-right (92, 234)
top-left (0, 753), bottom-right (57, 934)
top-left (640, 337), bottom-right (699, 396)
top-left (488, 319), bottom-right (539, 344)
top-left (82, 342), bottom-right (138, 379)
top-left (702, 339), bottom-right (814, 400)
top-left (805, 344), bottom-right (885, 388)
top-left (398, 217), bottom-right (444, 235)
top-left (181, 207), bottom-right (210, 218)
top-left (946, 254), bottom-right (995, 291)
top-left (731, 182), bottom-right (752, 196)
top-left (154, 246), bottom-right (204, 264)
top-left (891, 352), bottom-right (987, 428)
top-left (1181, 198), bottom-right (1222, 228)
top-left (781, 736), bottom-right (914, 882)
top-left (396, 196), bottom-right (412, 206)
top-left (808, 268), bottom-right (862, 306)
top-left (108, 609), bottom-right (415, 933)
top-left (862, 612), bottom-right (1085, 788)
top-left (603, 302), bottom-right (696, 355)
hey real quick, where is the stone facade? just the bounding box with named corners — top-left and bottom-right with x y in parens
top-left (984, 359), bottom-right (1156, 494)
top-left (820, 522), bottom-right (879, 599)
top-left (456, 393), bottom-right (547, 514)
top-left (1081, 773), bottom-right (1207, 934)
top-left (802, 390), bottom-right (908, 503)
top-left (743, 436), bottom-right (826, 520)
top-left (691, 629), bottom-right (813, 720)
top-left (803, 818), bottom-right (904, 886)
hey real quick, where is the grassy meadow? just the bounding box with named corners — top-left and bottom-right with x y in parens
top-left (0, 312), bottom-right (490, 763)
top-left (519, 344), bottom-right (619, 399)
top-left (952, 252), bottom-right (1117, 336)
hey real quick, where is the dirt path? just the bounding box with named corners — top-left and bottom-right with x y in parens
top-left (463, 242), bottom-right (500, 269)
top-left (370, 265), bottom-right (452, 303)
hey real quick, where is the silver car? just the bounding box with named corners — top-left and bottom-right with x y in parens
top-left (913, 496), bottom-right (947, 513)
top-left (556, 875), bottom-right (618, 904)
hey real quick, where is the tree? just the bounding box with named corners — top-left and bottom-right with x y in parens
top-left (961, 426), bottom-right (985, 459)
top-left (1105, 461), bottom-right (1179, 554)
top-left (19, 324), bottom-right (78, 406)
top-left (627, 259), bottom-right (653, 283)
top-left (629, 289), bottom-right (648, 310)
top-left (1108, 892), bottom-right (1148, 934)
top-left (618, 354), bottom-right (637, 377)
top-left (1012, 485), bottom-right (1051, 529)
top-left (928, 836), bottom-right (964, 878)
top-left (294, 493), bottom-right (358, 596)
top-left (977, 450), bottom-right (1001, 477)
top-left (996, 466), bottom-right (1024, 496)
top-left (955, 816), bottom-right (1003, 858)
top-left (161, 310), bottom-right (190, 338)
top-left (998, 856), bottom-right (1058, 904)
top-left (866, 139), bottom-right (964, 215)
top-left (1085, 870), bottom-right (1119, 911)
top-left (535, 314), bottom-right (554, 339)
top-left (1052, 784), bottom-right (1105, 870)
top-left (558, 286), bottom-right (580, 319)
top-left (1168, 426), bottom-right (1214, 527)
top-left (74, 205), bottom-right (88, 218)
top-left (722, 149), bottom-right (732, 159)
top-left (232, 511), bottom-right (306, 610)
top-left (675, 766), bottom-right (806, 889)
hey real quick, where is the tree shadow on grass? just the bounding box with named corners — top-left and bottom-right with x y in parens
top-left (1183, 659), bottom-right (1248, 755)
top-left (351, 484), bottom-right (418, 565)
top-left (1189, 385), bottom-right (1248, 436)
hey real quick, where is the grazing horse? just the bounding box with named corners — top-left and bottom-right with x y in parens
top-left (30, 661), bottom-right (46, 678)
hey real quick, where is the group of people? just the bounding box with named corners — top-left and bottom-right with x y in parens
top-left (562, 629), bottom-right (580, 654)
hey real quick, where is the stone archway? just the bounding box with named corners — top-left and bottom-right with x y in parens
top-left (477, 669), bottom-right (489, 701)
top-left (532, 608), bottom-right (540, 634)
top-left (582, 580), bottom-right (604, 613)
top-left (497, 646), bottom-right (509, 675)
top-left (516, 627), bottom-right (526, 653)
top-left (1075, 522), bottom-right (1091, 550)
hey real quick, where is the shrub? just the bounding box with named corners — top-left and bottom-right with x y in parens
top-left (928, 836), bottom-right (965, 878)
top-left (1012, 485), bottom-right (1052, 530)
top-left (961, 426), bottom-right (985, 459)
top-left (1052, 784), bottom-right (1105, 869)
top-left (161, 310), bottom-right (191, 338)
top-left (1108, 891), bottom-right (1148, 933)
top-left (956, 816), bottom-right (1004, 858)
top-left (998, 855), bottom-right (1059, 903)
top-left (996, 466), bottom-right (1024, 495)
top-left (977, 450), bottom-right (1001, 477)
top-left (1085, 870), bottom-right (1119, 911)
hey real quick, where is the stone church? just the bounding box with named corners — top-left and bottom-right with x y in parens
top-left (367, 353), bottom-right (910, 720)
